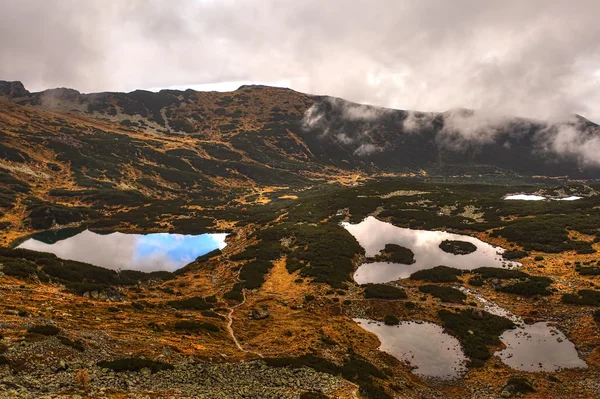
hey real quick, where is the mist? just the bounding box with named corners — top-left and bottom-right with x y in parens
top-left (0, 0), bottom-right (599, 123)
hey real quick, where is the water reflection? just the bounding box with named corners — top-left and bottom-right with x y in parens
top-left (354, 319), bottom-right (467, 379)
top-left (497, 322), bottom-right (587, 372)
top-left (17, 230), bottom-right (227, 272)
top-left (344, 217), bottom-right (517, 284)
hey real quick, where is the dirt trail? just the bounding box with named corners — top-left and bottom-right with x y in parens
top-left (225, 289), bottom-right (264, 358)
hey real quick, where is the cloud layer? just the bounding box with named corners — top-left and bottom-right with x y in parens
top-left (1, 0), bottom-right (599, 121)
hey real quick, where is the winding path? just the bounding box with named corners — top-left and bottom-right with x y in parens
top-left (225, 289), bottom-right (264, 358)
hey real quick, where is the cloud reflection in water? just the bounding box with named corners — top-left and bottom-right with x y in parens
top-left (17, 230), bottom-right (227, 272)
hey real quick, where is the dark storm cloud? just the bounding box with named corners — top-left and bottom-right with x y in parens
top-left (1, 0), bottom-right (599, 123)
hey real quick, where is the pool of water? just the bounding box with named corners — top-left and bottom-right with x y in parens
top-left (354, 319), bottom-right (467, 379)
top-left (16, 229), bottom-right (227, 272)
top-left (504, 194), bottom-right (582, 201)
top-left (458, 288), bottom-right (587, 372)
top-left (496, 322), bottom-right (587, 372)
top-left (344, 217), bottom-right (518, 284)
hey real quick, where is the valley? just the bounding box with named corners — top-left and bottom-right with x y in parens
top-left (0, 82), bottom-right (599, 398)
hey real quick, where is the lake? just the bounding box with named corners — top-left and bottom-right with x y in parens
top-left (16, 229), bottom-right (227, 272)
top-left (343, 216), bottom-right (518, 284)
top-left (354, 319), bottom-right (467, 379)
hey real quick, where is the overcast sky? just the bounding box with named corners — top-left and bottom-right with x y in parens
top-left (1, 0), bottom-right (599, 121)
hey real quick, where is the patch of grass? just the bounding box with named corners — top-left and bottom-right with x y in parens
top-left (363, 284), bottom-right (407, 300)
top-left (419, 285), bottom-right (466, 304)
top-left (410, 266), bottom-right (463, 283)
top-left (97, 358), bottom-right (174, 373)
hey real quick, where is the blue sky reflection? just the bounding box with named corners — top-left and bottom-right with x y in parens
top-left (17, 230), bottom-right (227, 272)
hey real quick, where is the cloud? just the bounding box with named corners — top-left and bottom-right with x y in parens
top-left (538, 119), bottom-right (600, 166)
top-left (1, 0), bottom-right (599, 123)
top-left (354, 143), bottom-right (380, 156)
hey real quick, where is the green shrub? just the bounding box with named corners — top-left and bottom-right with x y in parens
top-left (438, 309), bottom-right (515, 367)
top-left (502, 250), bottom-right (529, 260)
top-left (58, 336), bottom-right (84, 352)
top-left (27, 325), bottom-right (60, 336)
top-left (562, 290), bottom-right (600, 306)
top-left (419, 285), bottom-right (466, 303)
top-left (97, 358), bottom-right (174, 373)
top-left (167, 296), bottom-right (213, 310)
top-left (264, 354), bottom-right (390, 399)
top-left (201, 310), bottom-right (225, 320)
top-left (505, 377), bottom-right (535, 394)
top-left (377, 244), bottom-right (414, 264)
top-left (498, 277), bottom-right (552, 296)
top-left (439, 240), bottom-right (477, 255)
top-left (470, 267), bottom-right (528, 280)
top-left (410, 266), bottom-right (463, 283)
top-left (383, 315), bottom-right (400, 325)
top-left (363, 284), bottom-right (407, 300)
top-left (174, 320), bottom-right (220, 333)
top-left (300, 393), bottom-right (329, 399)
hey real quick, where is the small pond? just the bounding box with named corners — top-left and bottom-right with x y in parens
top-left (16, 229), bottom-right (227, 272)
top-left (460, 288), bottom-right (587, 372)
top-left (504, 194), bottom-right (582, 201)
top-left (343, 217), bottom-right (518, 284)
top-left (354, 319), bottom-right (467, 379)
top-left (496, 322), bottom-right (587, 372)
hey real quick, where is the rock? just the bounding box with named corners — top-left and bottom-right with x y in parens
top-left (250, 308), bottom-right (270, 320)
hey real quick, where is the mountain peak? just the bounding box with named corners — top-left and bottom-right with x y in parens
top-left (0, 80), bottom-right (30, 98)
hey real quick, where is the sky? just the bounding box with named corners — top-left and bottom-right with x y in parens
top-left (1, 0), bottom-right (599, 122)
